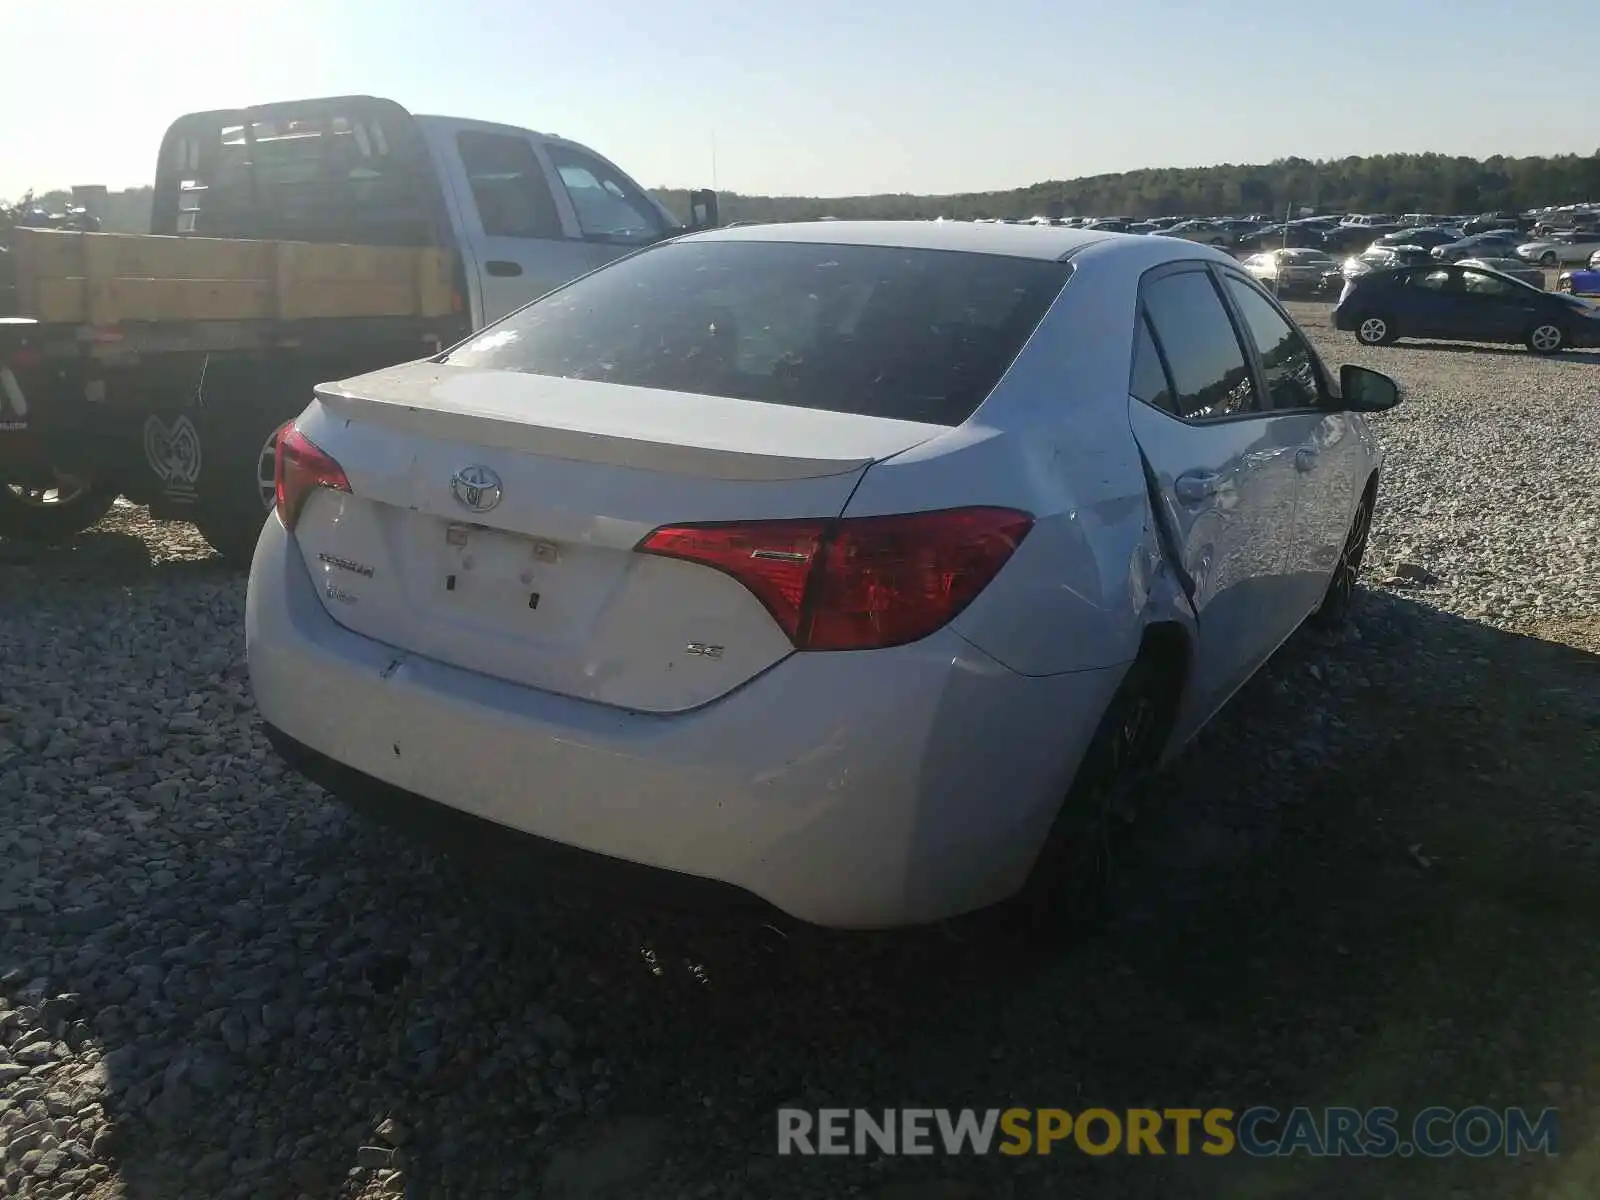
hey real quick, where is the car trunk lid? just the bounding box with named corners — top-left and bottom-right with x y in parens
top-left (286, 361), bottom-right (944, 713)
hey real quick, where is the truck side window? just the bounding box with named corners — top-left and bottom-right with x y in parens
top-left (544, 143), bottom-right (667, 246)
top-left (455, 131), bottom-right (562, 240)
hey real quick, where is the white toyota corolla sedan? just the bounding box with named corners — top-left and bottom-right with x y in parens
top-left (246, 221), bottom-right (1401, 931)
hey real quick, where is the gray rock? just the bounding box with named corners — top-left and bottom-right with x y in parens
top-left (531, 1009), bottom-right (576, 1046)
top-left (191, 1149), bottom-right (231, 1179)
top-left (12, 1041), bottom-right (59, 1066)
top-left (542, 1117), bottom-right (670, 1198)
top-left (40, 1091), bottom-right (75, 1117)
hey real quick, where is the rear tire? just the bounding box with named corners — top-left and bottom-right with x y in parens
top-left (0, 477), bottom-right (118, 544)
top-left (1017, 656), bottom-right (1175, 938)
top-left (1525, 321), bottom-right (1566, 355)
top-left (1354, 313), bottom-right (1396, 346)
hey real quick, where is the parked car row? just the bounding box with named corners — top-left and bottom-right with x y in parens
top-left (967, 211), bottom-right (1600, 338)
top-left (988, 205), bottom-right (1600, 265)
top-left (1240, 248), bottom-right (1343, 295)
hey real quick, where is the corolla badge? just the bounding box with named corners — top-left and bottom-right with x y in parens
top-left (450, 465), bottom-right (502, 513)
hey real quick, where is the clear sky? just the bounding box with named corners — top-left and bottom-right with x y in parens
top-left (4, 0), bottom-right (1595, 202)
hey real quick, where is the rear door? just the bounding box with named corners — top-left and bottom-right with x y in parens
top-left (1127, 265), bottom-right (1307, 720)
top-left (1398, 267), bottom-right (1472, 337)
top-left (1456, 267), bottom-right (1542, 340)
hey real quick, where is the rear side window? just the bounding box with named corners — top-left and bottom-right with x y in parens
top-left (1130, 310), bottom-right (1175, 414)
top-left (444, 240), bottom-right (1073, 425)
top-left (1141, 270), bottom-right (1258, 420)
top-left (456, 131), bottom-right (562, 240)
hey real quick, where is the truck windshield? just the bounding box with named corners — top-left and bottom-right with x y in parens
top-left (442, 239), bottom-right (1072, 426)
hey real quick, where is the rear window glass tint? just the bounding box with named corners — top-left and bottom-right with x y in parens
top-left (1141, 270), bottom-right (1258, 420)
top-left (443, 240), bottom-right (1073, 425)
top-left (1130, 310), bottom-right (1175, 414)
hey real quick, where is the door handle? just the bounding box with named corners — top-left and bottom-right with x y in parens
top-left (485, 260), bottom-right (523, 277)
top-left (1174, 471), bottom-right (1223, 503)
top-left (1295, 447), bottom-right (1320, 472)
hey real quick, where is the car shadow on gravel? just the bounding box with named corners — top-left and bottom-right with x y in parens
top-left (0, 532), bottom-right (233, 586)
top-left (1394, 342), bottom-right (1600, 361)
top-left (4, 589), bottom-right (1597, 1200)
top-left (0, 530), bottom-right (153, 571)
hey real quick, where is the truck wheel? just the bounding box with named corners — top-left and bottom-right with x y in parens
top-left (0, 476), bottom-right (119, 544)
top-left (193, 424), bottom-right (283, 567)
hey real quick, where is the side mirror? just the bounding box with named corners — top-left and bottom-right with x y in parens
top-left (1339, 364), bottom-right (1402, 412)
top-left (687, 188), bottom-right (720, 231)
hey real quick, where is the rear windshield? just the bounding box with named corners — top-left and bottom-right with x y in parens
top-left (442, 239), bottom-right (1073, 425)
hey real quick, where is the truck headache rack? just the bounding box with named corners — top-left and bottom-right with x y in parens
top-left (151, 96), bottom-right (453, 249)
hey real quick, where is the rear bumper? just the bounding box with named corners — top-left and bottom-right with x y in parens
top-left (263, 723), bottom-right (783, 917)
top-left (245, 516), bottom-right (1128, 929)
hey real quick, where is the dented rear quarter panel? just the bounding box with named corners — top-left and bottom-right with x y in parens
top-left (846, 237), bottom-right (1219, 676)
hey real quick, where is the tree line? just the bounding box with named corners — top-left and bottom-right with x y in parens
top-left (11, 149), bottom-right (1600, 236)
top-left (655, 151), bottom-right (1600, 224)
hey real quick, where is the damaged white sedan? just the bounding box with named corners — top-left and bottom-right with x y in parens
top-left (245, 221), bottom-right (1401, 931)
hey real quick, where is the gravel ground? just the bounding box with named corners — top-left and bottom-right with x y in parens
top-left (1, 314), bottom-right (1598, 1200)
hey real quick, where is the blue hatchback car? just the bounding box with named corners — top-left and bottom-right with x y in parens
top-left (1334, 262), bottom-right (1600, 354)
top-left (1556, 264), bottom-right (1600, 299)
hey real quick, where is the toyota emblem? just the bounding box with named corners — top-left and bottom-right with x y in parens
top-left (450, 465), bottom-right (502, 513)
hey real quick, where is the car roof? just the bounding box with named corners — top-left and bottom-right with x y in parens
top-left (681, 219), bottom-right (1132, 262)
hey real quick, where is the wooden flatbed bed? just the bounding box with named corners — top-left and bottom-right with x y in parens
top-left (10, 227), bottom-right (460, 342)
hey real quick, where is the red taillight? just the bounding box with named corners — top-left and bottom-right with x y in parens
top-left (274, 423), bottom-right (351, 531)
top-left (638, 507), bottom-right (1033, 651)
